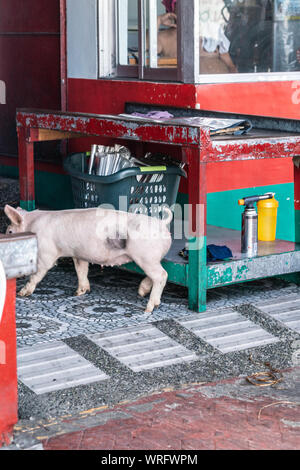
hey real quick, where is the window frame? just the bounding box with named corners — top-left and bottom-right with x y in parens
top-left (115, 0), bottom-right (196, 82)
top-left (99, 0), bottom-right (300, 85)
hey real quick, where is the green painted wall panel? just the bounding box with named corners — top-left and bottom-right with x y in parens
top-left (0, 165), bottom-right (74, 210)
top-left (0, 164), bottom-right (295, 242)
top-left (178, 183), bottom-right (295, 242)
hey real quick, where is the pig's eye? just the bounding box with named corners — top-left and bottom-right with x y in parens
top-left (8, 230), bottom-right (13, 234)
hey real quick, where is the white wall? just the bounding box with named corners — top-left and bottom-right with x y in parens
top-left (67, 0), bottom-right (98, 79)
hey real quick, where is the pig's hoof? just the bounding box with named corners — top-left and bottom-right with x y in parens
top-left (138, 286), bottom-right (148, 298)
top-left (18, 288), bottom-right (32, 297)
top-left (75, 287), bottom-right (90, 297)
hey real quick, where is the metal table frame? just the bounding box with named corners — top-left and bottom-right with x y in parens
top-left (16, 108), bottom-right (300, 312)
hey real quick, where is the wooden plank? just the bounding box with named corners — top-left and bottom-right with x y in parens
top-left (29, 128), bottom-right (85, 142)
top-left (38, 129), bottom-right (84, 141)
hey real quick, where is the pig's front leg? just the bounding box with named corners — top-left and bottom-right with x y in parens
top-left (18, 250), bottom-right (58, 297)
top-left (18, 265), bottom-right (51, 297)
top-left (73, 258), bottom-right (90, 296)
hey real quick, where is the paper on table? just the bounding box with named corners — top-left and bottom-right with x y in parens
top-left (119, 113), bottom-right (253, 136)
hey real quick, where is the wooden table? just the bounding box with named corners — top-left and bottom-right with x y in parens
top-left (16, 108), bottom-right (300, 313)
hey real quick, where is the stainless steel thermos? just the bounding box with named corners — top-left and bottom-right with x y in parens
top-left (238, 193), bottom-right (275, 257)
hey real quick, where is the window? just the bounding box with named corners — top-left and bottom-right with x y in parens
top-left (195, 0), bottom-right (300, 82)
top-left (116, 0), bottom-right (181, 80)
top-left (99, 0), bottom-right (300, 83)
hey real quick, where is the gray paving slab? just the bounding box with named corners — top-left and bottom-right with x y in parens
top-left (177, 308), bottom-right (279, 353)
top-left (88, 325), bottom-right (198, 372)
top-left (18, 341), bottom-right (109, 394)
top-left (256, 294), bottom-right (300, 333)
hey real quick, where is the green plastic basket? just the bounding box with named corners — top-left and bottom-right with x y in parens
top-left (64, 153), bottom-right (186, 218)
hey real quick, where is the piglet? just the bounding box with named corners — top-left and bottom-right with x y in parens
top-left (4, 205), bottom-right (173, 314)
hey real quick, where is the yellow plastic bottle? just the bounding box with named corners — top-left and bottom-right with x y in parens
top-left (257, 197), bottom-right (279, 242)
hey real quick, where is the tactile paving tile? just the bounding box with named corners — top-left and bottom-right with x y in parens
top-left (18, 341), bottom-right (109, 394)
top-left (177, 308), bottom-right (279, 353)
top-left (88, 324), bottom-right (198, 372)
top-left (255, 294), bottom-right (300, 333)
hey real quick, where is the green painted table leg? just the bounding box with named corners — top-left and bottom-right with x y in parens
top-left (20, 200), bottom-right (35, 212)
top-left (188, 236), bottom-right (207, 313)
top-left (184, 142), bottom-right (208, 313)
top-left (290, 169), bottom-right (300, 284)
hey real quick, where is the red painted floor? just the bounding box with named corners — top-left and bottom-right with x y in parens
top-left (42, 374), bottom-right (300, 451)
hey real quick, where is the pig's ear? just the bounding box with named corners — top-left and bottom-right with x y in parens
top-left (4, 205), bottom-right (24, 226)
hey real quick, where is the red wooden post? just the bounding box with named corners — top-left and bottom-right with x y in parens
top-left (17, 126), bottom-right (35, 211)
top-left (0, 279), bottom-right (17, 447)
top-left (0, 233), bottom-right (38, 448)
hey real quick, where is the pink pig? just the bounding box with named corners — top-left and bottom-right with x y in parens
top-left (4, 205), bottom-right (173, 314)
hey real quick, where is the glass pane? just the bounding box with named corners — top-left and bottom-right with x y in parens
top-left (196, 0), bottom-right (300, 75)
top-left (146, 0), bottom-right (178, 68)
top-left (118, 0), bottom-right (139, 66)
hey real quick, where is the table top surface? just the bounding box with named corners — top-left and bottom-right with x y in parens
top-left (16, 108), bottom-right (300, 137)
top-left (16, 109), bottom-right (300, 162)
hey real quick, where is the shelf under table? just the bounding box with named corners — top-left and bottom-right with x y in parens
top-left (124, 225), bottom-right (300, 289)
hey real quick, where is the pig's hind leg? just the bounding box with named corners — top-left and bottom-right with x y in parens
top-left (138, 277), bottom-right (153, 298)
top-left (73, 258), bottom-right (90, 296)
top-left (134, 258), bottom-right (168, 313)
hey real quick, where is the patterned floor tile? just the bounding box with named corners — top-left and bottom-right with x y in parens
top-left (15, 266), bottom-right (300, 347)
top-left (177, 308), bottom-right (279, 353)
top-left (255, 294), bottom-right (300, 333)
top-left (18, 341), bottom-right (109, 394)
top-left (88, 324), bottom-right (199, 372)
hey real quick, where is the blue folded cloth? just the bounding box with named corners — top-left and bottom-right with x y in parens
top-left (179, 245), bottom-right (233, 261)
top-left (207, 244), bottom-right (233, 262)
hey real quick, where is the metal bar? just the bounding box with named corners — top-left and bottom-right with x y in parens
top-left (148, 0), bottom-right (158, 69)
top-left (117, 0), bottom-right (129, 65)
top-left (177, 0), bottom-right (196, 83)
top-left (98, 0), bottom-right (116, 78)
top-left (138, 0), bottom-right (146, 79)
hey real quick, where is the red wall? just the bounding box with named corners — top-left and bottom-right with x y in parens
top-left (68, 78), bottom-right (300, 120)
top-left (196, 81), bottom-right (300, 120)
top-left (0, 0), bottom-right (61, 157)
top-left (67, 78), bottom-right (297, 193)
